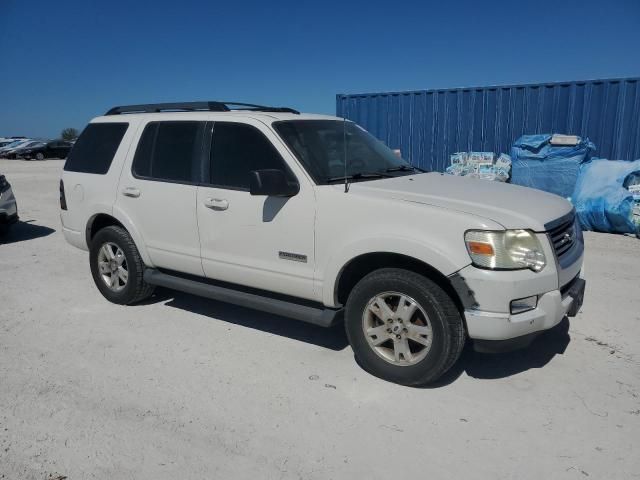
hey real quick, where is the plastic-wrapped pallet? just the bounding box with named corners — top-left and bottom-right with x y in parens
top-left (494, 154), bottom-right (512, 182)
top-left (510, 134), bottom-right (595, 198)
top-left (573, 158), bottom-right (640, 235)
top-left (625, 173), bottom-right (640, 229)
top-left (445, 151), bottom-right (510, 182)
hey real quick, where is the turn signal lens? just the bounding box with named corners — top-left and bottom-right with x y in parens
top-left (467, 241), bottom-right (495, 256)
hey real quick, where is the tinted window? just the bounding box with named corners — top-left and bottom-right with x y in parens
top-left (210, 123), bottom-right (293, 189)
top-left (132, 121), bottom-right (204, 183)
top-left (64, 123), bottom-right (128, 174)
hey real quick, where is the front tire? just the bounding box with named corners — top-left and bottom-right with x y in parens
top-left (90, 226), bottom-right (154, 305)
top-left (345, 268), bottom-right (465, 386)
top-left (35, 152), bottom-right (44, 160)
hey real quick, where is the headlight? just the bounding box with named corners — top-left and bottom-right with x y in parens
top-left (464, 229), bottom-right (546, 272)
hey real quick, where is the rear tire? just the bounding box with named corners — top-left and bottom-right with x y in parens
top-left (345, 268), bottom-right (465, 386)
top-left (90, 226), bottom-right (154, 305)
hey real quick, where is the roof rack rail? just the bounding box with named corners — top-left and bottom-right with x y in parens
top-left (224, 102), bottom-right (300, 114)
top-left (105, 101), bottom-right (299, 116)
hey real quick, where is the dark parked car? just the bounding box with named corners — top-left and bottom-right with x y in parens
top-left (16, 140), bottom-right (73, 160)
top-left (4, 141), bottom-right (43, 159)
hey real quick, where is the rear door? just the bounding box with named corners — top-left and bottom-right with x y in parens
top-left (196, 120), bottom-right (317, 301)
top-left (61, 142), bottom-right (72, 158)
top-left (116, 120), bottom-right (206, 275)
top-left (47, 141), bottom-right (60, 158)
top-left (48, 141), bottom-right (66, 158)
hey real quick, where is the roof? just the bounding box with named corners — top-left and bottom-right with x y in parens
top-left (92, 110), bottom-right (341, 123)
top-left (94, 101), bottom-right (341, 124)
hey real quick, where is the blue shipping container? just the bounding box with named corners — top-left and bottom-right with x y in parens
top-left (336, 77), bottom-right (640, 172)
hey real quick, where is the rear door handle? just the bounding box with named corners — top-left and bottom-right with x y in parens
top-left (122, 187), bottom-right (141, 198)
top-left (204, 198), bottom-right (229, 211)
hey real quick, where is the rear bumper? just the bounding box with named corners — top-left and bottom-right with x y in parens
top-left (62, 225), bottom-right (88, 251)
top-left (0, 193), bottom-right (18, 224)
top-left (0, 212), bottom-right (18, 225)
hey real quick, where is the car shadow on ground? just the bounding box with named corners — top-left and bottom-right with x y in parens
top-left (145, 289), bottom-right (571, 383)
top-left (0, 220), bottom-right (55, 244)
top-left (146, 288), bottom-right (350, 351)
top-left (426, 317), bottom-right (572, 388)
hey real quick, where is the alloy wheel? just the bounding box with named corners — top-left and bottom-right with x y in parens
top-left (362, 291), bottom-right (433, 366)
top-left (97, 242), bottom-right (128, 292)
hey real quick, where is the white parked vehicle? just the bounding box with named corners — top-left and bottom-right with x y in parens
top-left (60, 102), bottom-right (585, 385)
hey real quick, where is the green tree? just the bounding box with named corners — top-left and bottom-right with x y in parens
top-left (61, 128), bottom-right (79, 141)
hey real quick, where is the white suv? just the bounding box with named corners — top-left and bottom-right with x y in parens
top-left (61, 101), bottom-right (585, 385)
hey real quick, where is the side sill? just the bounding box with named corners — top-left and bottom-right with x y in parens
top-left (143, 268), bottom-right (342, 328)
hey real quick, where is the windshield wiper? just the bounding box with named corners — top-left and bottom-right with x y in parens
top-left (326, 171), bottom-right (393, 184)
top-left (383, 165), bottom-right (426, 173)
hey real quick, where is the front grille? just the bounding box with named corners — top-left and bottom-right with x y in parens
top-left (547, 215), bottom-right (577, 259)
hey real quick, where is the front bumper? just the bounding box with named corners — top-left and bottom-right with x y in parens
top-left (453, 259), bottom-right (585, 348)
top-left (465, 277), bottom-right (584, 343)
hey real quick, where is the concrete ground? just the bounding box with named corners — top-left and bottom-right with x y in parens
top-left (1, 159), bottom-right (638, 480)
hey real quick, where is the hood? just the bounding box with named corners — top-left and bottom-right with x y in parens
top-left (350, 173), bottom-right (573, 231)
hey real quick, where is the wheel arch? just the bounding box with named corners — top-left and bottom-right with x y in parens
top-left (85, 212), bottom-right (153, 266)
top-left (334, 252), bottom-right (467, 319)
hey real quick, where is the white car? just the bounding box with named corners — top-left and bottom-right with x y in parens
top-left (60, 101), bottom-right (585, 385)
top-left (0, 174), bottom-right (18, 233)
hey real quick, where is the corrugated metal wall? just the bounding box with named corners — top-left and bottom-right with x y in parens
top-left (336, 78), bottom-right (640, 172)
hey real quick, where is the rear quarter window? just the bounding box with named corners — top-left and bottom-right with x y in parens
top-left (64, 123), bottom-right (128, 174)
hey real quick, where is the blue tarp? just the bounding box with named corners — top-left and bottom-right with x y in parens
top-left (510, 134), bottom-right (595, 198)
top-left (573, 159), bottom-right (640, 234)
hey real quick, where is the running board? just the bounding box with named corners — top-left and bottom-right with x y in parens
top-left (143, 269), bottom-right (342, 328)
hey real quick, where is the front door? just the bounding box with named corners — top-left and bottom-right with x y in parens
top-left (196, 120), bottom-right (316, 301)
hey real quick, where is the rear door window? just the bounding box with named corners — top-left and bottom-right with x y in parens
top-left (64, 123), bottom-right (129, 174)
top-left (132, 121), bottom-right (205, 183)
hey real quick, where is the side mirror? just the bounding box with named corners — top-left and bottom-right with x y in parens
top-left (249, 169), bottom-right (299, 197)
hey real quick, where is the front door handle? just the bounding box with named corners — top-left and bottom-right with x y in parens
top-left (122, 187), bottom-right (141, 198)
top-left (204, 198), bottom-right (229, 211)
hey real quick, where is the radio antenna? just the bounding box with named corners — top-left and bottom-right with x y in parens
top-left (343, 116), bottom-right (349, 193)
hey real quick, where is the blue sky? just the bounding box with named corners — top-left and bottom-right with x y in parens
top-left (1, 0), bottom-right (639, 138)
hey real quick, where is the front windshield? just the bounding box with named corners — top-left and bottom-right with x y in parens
top-left (274, 120), bottom-right (420, 184)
